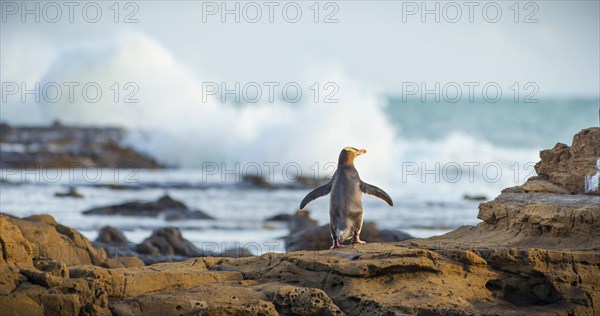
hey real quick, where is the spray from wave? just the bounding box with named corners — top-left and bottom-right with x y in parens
top-left (2, 31), bottom-right (539, 198)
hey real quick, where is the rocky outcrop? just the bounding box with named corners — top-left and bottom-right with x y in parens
top-left (1, 128), bottom-right (598, 315)
top-left (82, 194), bottom-right (214, 221)
top-left (0, 122), bottom-right (162, 169)
top-left (531, 127), bottom-right (599, 194)
top-left (434, 127), bottom-right (600, 251)
top-left (136, 228), bottom-right (205, 259)
top-left (284, 210), bottom-right (413, 251)
top-left (94, 226), bottom-right (250, 265)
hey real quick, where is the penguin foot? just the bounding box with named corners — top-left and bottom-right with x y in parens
top-left (352, 236), bottom-right (366, 244)
top-left (330, 240), bottom-right (343, 249)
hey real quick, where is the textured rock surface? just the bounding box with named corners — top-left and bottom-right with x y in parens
top-left (533, 127), bottom-right (599, 194)
top-left (1, 206), bottom-right (599, 315)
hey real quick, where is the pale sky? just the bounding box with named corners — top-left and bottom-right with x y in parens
top-left (1, 0), bottom-right (599, 97)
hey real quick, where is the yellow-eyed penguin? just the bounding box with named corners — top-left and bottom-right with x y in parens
top-left (299, 147), bottom-right (393, 249)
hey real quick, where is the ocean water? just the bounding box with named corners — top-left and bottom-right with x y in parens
top-left (1, 97), bottom-right (598, 254)
top-left (1, 33), bottom-right (598, 251)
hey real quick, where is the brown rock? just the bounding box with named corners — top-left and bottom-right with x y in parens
top-left (0, 122), bottom-right (163, 169)
top-left (95, 226), bottom-right (129, 245)
top-left (0, 293), bottom-right (43, 316)
top-left (0, 215), bottom-right (34, 294)
top-left (0, 215), bottom-right (34, 267)
top-left (110, 285), bottom-right (278, 315)
top-left (257, 284), bottom-right (344, 316)
top-left (520, 179), bottom-right (570, 194)
top-left (20, 268), bottom-right (63, 288)
top-left (33, 259), bottom-right (69, 278)
top-left (533, 127), bottom-right (600, 193)
top-left (136, 227), bottom-right (203, 257)
top-left (12, 214), bottom-right (108, 266)
top-left (470, 192), bottom-right (600, 249)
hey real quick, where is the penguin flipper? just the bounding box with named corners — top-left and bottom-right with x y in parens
top-left (299, 182), bottom-right (332, 209)
top-left (360, 181), bottom-right (394, 206)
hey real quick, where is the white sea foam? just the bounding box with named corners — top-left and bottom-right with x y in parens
top-left (585, 158), bottom-right (600, 193)
top-left (2, 31), bottom-right (539, 198)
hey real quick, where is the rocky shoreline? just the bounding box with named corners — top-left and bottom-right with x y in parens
top-left (0, 122), bottom-right (162, 169)
top-left (0, 128), bottom-right (598, 315)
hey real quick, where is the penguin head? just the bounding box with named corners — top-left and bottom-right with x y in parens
top-left (338, 147), bottom-right (367, 165)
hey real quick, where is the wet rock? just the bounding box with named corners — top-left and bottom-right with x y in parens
top-left (288, 210), bottom-right (319, 232)
top-left (242, 174), bottom-right (274, 189)
top-left (95, 226), bottom-right (129, 245)
top-left (83, 194), bottom-right (215, 221)
top-left (265, 213), bottom-right (292, 222)
top-left (241, 175), bottom-right (331, 190)
top-left (284, 210), bottom-right (412, 251)
top-left (294, 175), bottom-right (331, 189)
top-left (463, 194), bottom-right (488, 201)
top-left (136, 227), bottom-right (204, 258)
top-left (164, 209), bottom-right (213, 221)
top-left (54, 187), bottom-right (84, 198)
top-left (0, 122), bottom-right (163, 169)
top-left (93, 225), bottom-right (252, 265)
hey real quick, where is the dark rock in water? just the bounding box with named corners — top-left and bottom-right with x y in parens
top-left (82, 194), bottom-right (215, 220)
top-left (0, 121), bottom-right (163, 169)
top-left (294, 175), bottom-right (330, 189)
top-left (242, 174), bottom-right (273, 189)
top-left (96, 226), bottom-right (129, 245)
top-left (93, 225), bottom-right (252, 265)
top-left (284, 210), bottom-right (412, 251)
top-left (54, 187), bottom-right (84, 198)
top-left (463, 194), bottom-right (487, 201)
top-left (136, 227), bottom-right (204, 257)
top-left (265, 213), bottom-right (292, 222)
top-left (93, 226), bottom-right (141, 262)
top-left (288, 210), bottom-right (319, 233)
top-left (164, 209), bottom-right (214, 221)
top-left (376, 228), bottom-right (414, 242)
top-left (92, 183), bottom-right (144, 190)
